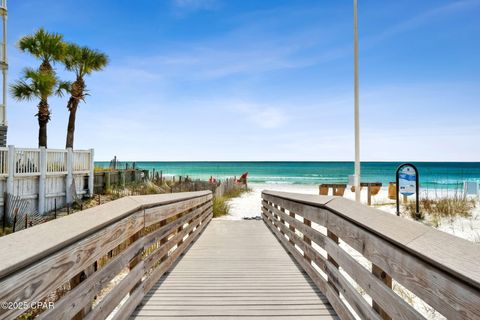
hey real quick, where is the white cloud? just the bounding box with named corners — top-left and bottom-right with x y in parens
top-left (364, 0), bottom-right (480, 46)
top-left (228, 102), bottom-right (288, 129)
top-left (172, 0), bottom-right (219, 11)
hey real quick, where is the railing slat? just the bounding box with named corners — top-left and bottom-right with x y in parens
top-left (372, 264), bottom-right (393, 320)
top-left (143, 209), bottom-right (212, 293)
top-left (0, 210), bottom-right (144, 320)
top-left (262, 208), bottom-right (355, 320)
top-left (263, 201), bottom-right (423, 320)
top-left (38, 238), bottom-right (145, 320)
top-left (262, 190), bottom-right (480, 320)
top-left (0, 191), bottom-right (213, 320)
top-left (144, 194), bottom-right (211, 227)
top-left (85, 261), bottom-right (144, 320)
top-left (144, 207), bottom-right (211, 271)
top-left (263, 207), bottom-right (380, 320)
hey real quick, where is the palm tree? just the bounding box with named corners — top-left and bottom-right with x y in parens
top-left (62, 43), bottom-right (108, 148)
top-left (17, 28), bottom-right (66, 148)
top-left (10, 68), bottom-right (70, 147)
top-left (17, 28), bottom-right (65, 75)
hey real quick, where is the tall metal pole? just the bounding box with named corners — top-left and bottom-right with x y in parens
top-left (353, 0), bottom-right (361, 202)
top-left (0, 0), bottom-right (8, 147)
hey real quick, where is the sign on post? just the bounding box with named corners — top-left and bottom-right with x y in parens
top-left (396, 163), bottom-right (419, 216)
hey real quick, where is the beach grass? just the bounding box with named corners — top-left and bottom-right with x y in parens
top-left (213, 196), bottom-right (230, 218)
top-left (213, 187), bottom-right (251, 218)
top-left (404, 196), bottom-right (476, 225)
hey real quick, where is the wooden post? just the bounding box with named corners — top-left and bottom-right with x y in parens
top-left (2, 192), bottom-right (6, 232)
top-left (177, 213), bottom-right (185, 247)
top-left (327, 230), bottom-right (339, 294)
top-left (88, 149), bottom-right (94, 197)
top-left (279, 207), bottom-right (286, 236)
top-left (304, 218), bottom-right (311, 264)
top-left (367, 184), bottom-right (372, 206)
top-left (105, 171), bottom-right (111, 192)
top-left (38, 147), bottom-right (46, 214)
top-left (160, 219), bottom-right (168, 263)
top-left (129, 230), bottom-right (142, 294)
top-left (372, 264), bottom-right (392, 320)
top-left (12, 208), bottom-right (17, 232)
top-left (66, 148), bottom-right (73, 204)
top-left (289, 211), bottom-right (295, 245)
top-left (120, 170), bottom-right (126, 188)
top-left (6, 145), bottom-right (14, 197)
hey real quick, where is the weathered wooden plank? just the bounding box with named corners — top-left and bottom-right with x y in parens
top-left (131, 191), bottom-right (211, 211)
top-left (133, 220), bottom-right (337, 320)
top-left (326, 197), bottom-right (480, 288)
top-left (143, 194), bottom-right (211, 227)
top-left (263, 201), bottom-right (424, 320)
top-left (144, 201), bottom-right (211, 248)
top-left (144, 208), bottom-right (211, 271)
top-left (262, 202), bottom-right (423, 319)
top-left (263, 190), bottom-right (334, 207)
top-left (262, 208), bottom-right (380, 320)
top-left (143, 211), bottom-right (212, 293)
top-left (135, 305), bottom-right (334, 310)
top-left (111, 283), bottom-right (144, 320)
top-left (372, 264), bottom-right (392, 320)
top-left (323, 207), bottom-right (480, 319)
top-left (263, 192), bottom-right (480, 320)
top-left (0, 210), bottom-right (144, 320)
top-left (133, 309), bottom-right (336, 316)
top-left (262, 213), bottom-right (353, 320)
top-left (84, 262), bottom-right (144, 320)
top-left (37, 238), bottom-right (145, 320)
top-left (0, 197), bottom-right (141, 279)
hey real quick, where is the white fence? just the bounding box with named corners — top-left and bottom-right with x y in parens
top-left (0, 145), bottom-right (94, 216)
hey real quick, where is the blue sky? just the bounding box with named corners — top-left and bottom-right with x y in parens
top-left (6, 0), bottom-right (480, 161)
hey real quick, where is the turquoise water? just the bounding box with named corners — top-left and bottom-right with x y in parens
top-left (94, 161), bottom-right (480, 189)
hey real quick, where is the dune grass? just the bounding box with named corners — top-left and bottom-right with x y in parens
top-left (212, 187), bottom-right (251, 218)
top-left (404, 196), bottom-right (476, 226)
top-left (213, 196), bottom-right (230, 218)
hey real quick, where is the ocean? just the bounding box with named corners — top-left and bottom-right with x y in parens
top-left (94, 161), bottom-right (480, 190)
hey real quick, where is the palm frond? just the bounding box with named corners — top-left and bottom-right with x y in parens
top-left (56, 80), bottom-right (72, 97)
top-left (10, 80), bottom-right (36, 101)
top-left (17, 27), bottom-right (66, 63)
top-left (10, 68), bottom-right (62, 101)
top-left (62, 43), bottom-right (109, 77)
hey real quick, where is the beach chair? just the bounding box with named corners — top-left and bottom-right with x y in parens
top-left (463, 181), bottom-right (479, 198)
top-left (351, 182), bottom-right (383, 205)
top-left (319, 184), bottom-right (346, 196)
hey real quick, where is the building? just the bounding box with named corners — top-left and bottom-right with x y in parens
top-left (0, 0), bottom-right (7, 146)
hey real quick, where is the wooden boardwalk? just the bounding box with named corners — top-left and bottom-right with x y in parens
top-left (132, 220), bottom-right (338, 319)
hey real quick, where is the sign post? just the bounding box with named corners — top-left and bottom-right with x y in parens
top-left (396, 163), bottom-right (419, 217)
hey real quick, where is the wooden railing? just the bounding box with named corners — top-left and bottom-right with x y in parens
top-left (262, 190), bottom-right (480, 320)
top-left (0, 190), bottom-right (212, 320)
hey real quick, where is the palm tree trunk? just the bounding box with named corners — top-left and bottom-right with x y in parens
top-left (38, 118), bottom-right (47, 148)
top-left (65, 97), bottom-right (79, 148)
top-left (65, 78), bottom-right (84, 149)
top-left (37, 99), bottom-right (50, 148)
